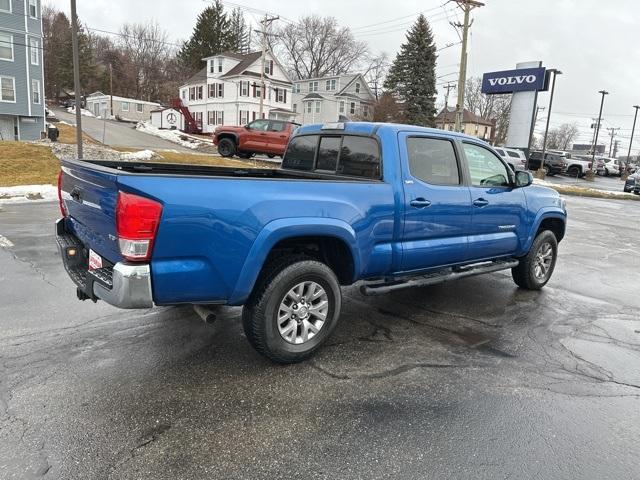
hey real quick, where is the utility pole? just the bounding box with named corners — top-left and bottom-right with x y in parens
top-left (70, 0), bottom-right (83, 158)
top-left (443, 82), bottom-right (455, 111)
top-left (538, 69), bottom-right (562, 176)
top-left (452, 0), bottom-right (484, 132)
top-left (257, 14), bottom-right (279, 119)
top-left (109, 63), bottom-right (114, 117)
top-left (591, 90), bottom-right (608, 171)
top-left (527, 105), bottom-right (545, 153)
top-left (607, 127), bottom-right (620, 157)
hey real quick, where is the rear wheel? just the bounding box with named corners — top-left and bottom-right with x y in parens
top-left (237, 152), bottom-right (254, 159)
top-left (511, 230), bottom-right (558, 290)
top-left (267, 154), bottom-right (276, 159)
top-left (217, 138), bottom-right (236, 157)
top-left (567, 166), bottom-right (580, 177)
top-left (242, 257), bottom-right (342, 363)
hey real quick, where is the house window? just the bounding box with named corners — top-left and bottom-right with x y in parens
top-left (189, 87), bottom-right (195, 101)
top-left (29, 0), bottom-right (37, 18)
top-left (355, 82), bottom-right (361, 93)
top-left (339, 101), bottom-right (345, 114)
top-left (29, 39), bottom-right (38, 65)
top-left (315, 101), bottom-right (321, 113)
top-left (325, 79), bottom-right (336, 91)
top-left (254, 84), bottom-right (262, 98)
top-left (293, 83), bottom-right (300, 93)
top-left (0, 0), bottom-right (11, 13)
top-left (240, 81), bottom-right (249, 97)
top-left (0, 33), bottom-right (13, 61)
top-left (208, 84), bottom-right (216, 98)
top-left (31, 79), bottom-right (40, 104)
top-left (209, 60), bottom-right (215, 74)
top-left (306, 102), bottom-right (312, 114)
top-left (217, 111), bottom-right (224, 125)
top-left (309, 81), bottom-right (318, 92)
top-left (292, 103), bottom-right (297, 113)
top-left (239, 110), bottom-right (249, 125)
top-left (217, 83), bottom-right (223, 98)
top-left (276, 88), bottom-right (285, 103)
top-left (1, 76), bottom-right (15, 102)
top-left (121, 102), bottom-right (129, 111)
top-left (264, 60), bottom-right (273, 75)
top-left (197, 86), bottom-right (203, 100)
top-left (363, 104), bottom-right (369, 117)
top-left (217, 58), bottom-right (223, 73)
top-left (193, 111), bottom-right (203, 128)
top-left (350, 102), bottom-right (356, 115)
top-left (136, 103), bottom-right (144, 113)
top-left (207, 110), bottom-right (215, 125)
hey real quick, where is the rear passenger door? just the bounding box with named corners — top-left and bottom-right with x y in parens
top-left (267, 120), bottom-right (289, 154)
top-left (462, 142), bottom-right (527, 260)
top-left (398, 133), bottom-right (473, 272)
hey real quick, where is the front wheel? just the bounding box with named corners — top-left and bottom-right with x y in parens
top-left (511, 230), bottom-right (558, 290)
top-left (217, 138), bottom-right (236, 157)
top-left (242, 258), bottom-right (342, 363)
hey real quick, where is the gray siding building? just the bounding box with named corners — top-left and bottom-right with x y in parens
top-left (0, 0), bottom-right (45, 141)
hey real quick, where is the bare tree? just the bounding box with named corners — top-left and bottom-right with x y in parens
top-left (464, 76), bottom-right (511, 144)
top-left (363, 52), bottom-right (389, 100)
top-left (276, 16), bottom-right (368, 79)
top-left (545, 123), bottom-right (580, 150)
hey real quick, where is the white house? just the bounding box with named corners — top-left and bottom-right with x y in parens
top-left (85, 92), bottom-right (161, 121)
top-left (150, 107), bottom-right (185, 131)
top-left (178, 51), bottom-right (295, 133)
top-left (291, 74), bottom-right (375, 125)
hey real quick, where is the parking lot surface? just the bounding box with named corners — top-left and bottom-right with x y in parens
top-left (543, 172), bottom-right (628, 193)
top-left (0, 197), bottom-right (639, 479)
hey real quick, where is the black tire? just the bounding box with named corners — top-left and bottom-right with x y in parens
top-left (237, 152), bottom-right (254, 159)
top-left (511, 230), bottom-right (558, 290)
top-left (242, 257), bottom-right (342, 363)
top-left (267, 154), bottom-right (276, 159)
top-left (217, 138), bottom-right (236, 157)
top-left (543, 165), bottom-right (550, 176)
top-left (567, 166), bottom-right (580, 177)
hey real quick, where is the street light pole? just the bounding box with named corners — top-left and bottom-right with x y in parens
top-left (538, 69), bottom-right (562, 176)
top-left (625, 105), bottom-right (640, 165)
top-left (70, 0), bottom-right (83, 158)
top-left (591, 90), bottom-right (609, 173)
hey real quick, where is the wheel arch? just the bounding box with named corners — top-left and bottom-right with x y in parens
top-left (228, 218), bottom-right (360, 305)
top-left (521, 209), bottom-right (566, 254)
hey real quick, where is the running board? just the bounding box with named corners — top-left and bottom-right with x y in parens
top-left (359, 259), bottom-right (520, 296)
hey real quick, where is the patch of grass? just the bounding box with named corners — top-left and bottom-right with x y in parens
top-left (544, 183), bottom-right (640, 201)
top-left (56, 122), bottom-right (99, 145)
top-left (0, 142), bottom-right (60, 187)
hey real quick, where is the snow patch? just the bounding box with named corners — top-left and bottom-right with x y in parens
top-left (66, 107), bottom-right (95, 117)
top-left (120, 149), bottom-right (157, 161)
top-left (0, 185), bottom-right (58, 204)
top-left (135, 121), bottom-right (202, 149)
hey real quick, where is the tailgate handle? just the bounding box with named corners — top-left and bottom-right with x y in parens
top-left (70, 187), bottom-right (82, 201)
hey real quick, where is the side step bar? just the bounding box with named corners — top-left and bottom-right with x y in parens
top-left (360, 259), bottom-right (520, 296)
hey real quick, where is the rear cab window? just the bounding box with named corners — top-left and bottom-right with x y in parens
top-left (282, 134), bottom-right (381, 180)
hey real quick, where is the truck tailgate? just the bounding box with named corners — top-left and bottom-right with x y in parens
top-left (60, 160), bottom-right (122, 264)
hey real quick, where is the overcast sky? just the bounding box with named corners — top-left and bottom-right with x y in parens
top-left (48, 0), bottom-right (640, 153)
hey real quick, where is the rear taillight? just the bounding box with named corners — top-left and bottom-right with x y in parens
top-left (57, 170), bottom-right (67, 217)
top-left (116, 191), bottom-right (162, 262)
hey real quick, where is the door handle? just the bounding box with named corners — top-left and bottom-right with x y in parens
top-left (473, 198), bottom-right (489, 207)
top-left (259, 133), bottom-right (268, 136)
top-left (410, 198), bottom-right (431, 208)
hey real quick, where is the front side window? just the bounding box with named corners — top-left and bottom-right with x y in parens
top-left (0, 76), bottom-right (15, 102)
top-left (248, 119), bottom-right (269, 131)
top-left (29, 0), bottom-right (37, 18)
top-left (407, 137), bottom-right (459, 186)
top-left (31, 79), bottom-right (40, 104)
top-left (507, 150), bottom-right (521, 158)
top-left (464, 143), bottom-right (511, 187)
top-left (0, 33), bottom-right (13, 61)
top-left (136, 103), bottom-right (143, 113)
top-left (121, 101), bottom-right (129, 111)
top-left (0, 0), bottom-right (11, 12)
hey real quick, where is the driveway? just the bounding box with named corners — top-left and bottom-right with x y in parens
top-left (51, 108), bottom-right (196, 152)
top-left (0, 197), bottom-right (639, 479)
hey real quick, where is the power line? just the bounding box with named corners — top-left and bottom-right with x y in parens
top-left (350, 3), bottom-right (449, 31)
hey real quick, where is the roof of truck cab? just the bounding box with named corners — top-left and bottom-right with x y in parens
top-left (295, 122), bottom-right (487, 143)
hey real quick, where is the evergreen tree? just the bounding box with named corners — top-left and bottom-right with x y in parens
top-left (229, 8), bottom-right (251, 54)
top-left (179, 1), bottom-right (233, 72)
top-left (383, 15), bottom-right (437, 127)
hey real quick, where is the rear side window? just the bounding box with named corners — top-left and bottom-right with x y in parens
top-left (407, 137), bottom-right (460, 186)
top-left (495, 148), bottom-right (505, 156)
top-left (283, 135), bottom-right (317, 170)
top-left (283, 134), bottom-right (381, 179)
top-left (507, 150), bottom-right (521, 158)
top-left (337, 136), bottom-right (380, 179)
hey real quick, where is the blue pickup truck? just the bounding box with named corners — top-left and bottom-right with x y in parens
top-left (56, 122), bottom-right (567, 363)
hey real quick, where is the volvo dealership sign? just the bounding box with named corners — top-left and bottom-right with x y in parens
top-left (481, 67), bottom-right (547, 94)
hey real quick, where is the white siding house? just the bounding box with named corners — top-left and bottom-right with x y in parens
top-left (85, 92), bottom-right (161, 121)
top-left (178, 51), bottom-right (295, 133)
top-left (291, 74), bottom-right (375, 125)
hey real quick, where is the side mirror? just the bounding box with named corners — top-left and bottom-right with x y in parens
top-left (244, 125), bottom-right (250, 130)
top-left (515, 170), bottom-right (533, 188)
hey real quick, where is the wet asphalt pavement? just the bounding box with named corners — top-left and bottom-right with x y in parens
top-left (0, 197), bottom-right (639, 479)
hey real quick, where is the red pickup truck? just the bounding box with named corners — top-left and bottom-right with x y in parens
top-left (213, 119), bottom-right (299, 159)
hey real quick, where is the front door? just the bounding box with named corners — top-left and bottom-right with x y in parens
top-left (242, 119), bottom-right (270, 151)
top-left (398, 133), bottom-right (473, 273)
top-left (461, 142), bottom-right (527, 261)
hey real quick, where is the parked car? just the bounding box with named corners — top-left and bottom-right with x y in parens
top-left (623, 171), bottom-right (640, 193)
top-left (528, 150), bottom-right (568, 175)
top-left (55, 122), bottom-right (567, 363)
top-left (565, 155), bottom-right (592, 177)
top-left (595, 156), bottom-right (620, 176)
top-left (494, 147), bottom-right (527, 171)
top-left (213, 119), bottom-right (299, 159)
